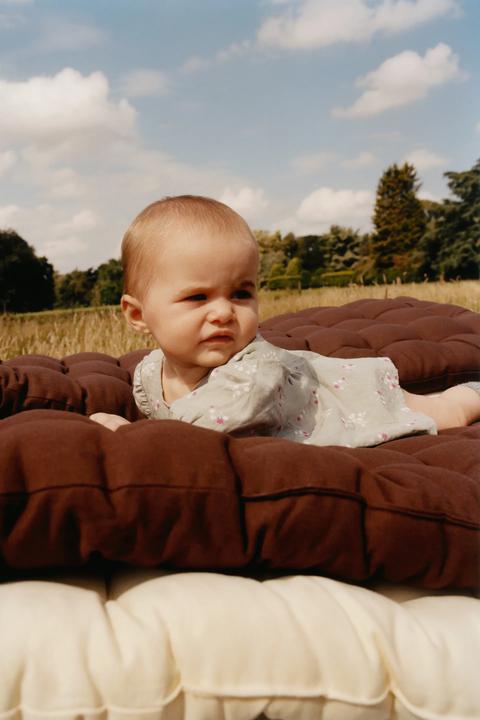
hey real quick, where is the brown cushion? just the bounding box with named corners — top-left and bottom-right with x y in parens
top-left (0, 410), bottom-right (478, 589)
top-left (0, 297), bottom-right (479, 589)
top-left (260, 297), bottom-right (480, 392)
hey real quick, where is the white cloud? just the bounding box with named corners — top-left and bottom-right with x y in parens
top-left (291, 151), bottom-right (336, 174)
top-left (220, 186), bottom-right (268, 217)
top-left (403, 148), bottom-right (447, 170)
top-left (181, 55), bottom-right (211, 74)
top-left (120, 69), bottom-right (171, 98)
top-left (342, 151), bottom-right (376, 168)
top-left (34, 18), bottom-right (107, 53)
top-left (276, 186), bottom-right (374, 235)
top-left (418, 189), bottom-right (441, 202)
top-left (0, 149), bottom-right (16, 177)
top-left (53, 209), bottom-right (97, 235)
top-left (181, 40), bottom-right (251, 75)
top-left (0, 204), bottom-right (20, 227)
top-left (1, 203), bottom-right (98, 268)
top-left (47, 167), bottom-right (86, 200)
top-left (215, 40), bottom-right (251, 63)
top-left (333, 43), bottom-right (465, 118)
top-left (0, 68), bottom-right (136, 150)
top-left (257, 0), bottom-right (460, 49)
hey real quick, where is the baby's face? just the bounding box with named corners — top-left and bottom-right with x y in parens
top-left (139, 225), bottom-right (259, 373)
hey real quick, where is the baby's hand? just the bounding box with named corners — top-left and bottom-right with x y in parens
top-left (89, 412), bottom-right (131, 431)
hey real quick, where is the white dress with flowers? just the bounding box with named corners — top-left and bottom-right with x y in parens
top-left (133, 335), bottom-right (436, 448)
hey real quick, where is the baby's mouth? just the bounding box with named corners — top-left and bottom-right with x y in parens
top-left (203, 333), bottom-right (234, 343)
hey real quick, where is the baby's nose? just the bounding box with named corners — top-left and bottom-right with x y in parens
top-left (207, 297), bottom-right (234, 322)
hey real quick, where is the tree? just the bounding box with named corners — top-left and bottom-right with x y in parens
top-left (0, 229), bottom-right (55, 312)
top-left (296, 235), bottom-right (327, 273)
top-left (55, 268), bottom-right (98, 308)
top-left (322, 225), bottom-right (364, 272)
top-left (370, 163), bottom-right (426, 281)
top-left (91, 258), bottom-right (124, 306)
top-left (420, 159), bottom-right (479, 280)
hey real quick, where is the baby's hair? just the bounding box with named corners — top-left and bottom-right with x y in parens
top-left (121, 195), bottom-right (258, 299)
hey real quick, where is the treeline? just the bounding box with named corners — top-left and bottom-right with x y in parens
top-left (1, 159), bottom-right (478, 312)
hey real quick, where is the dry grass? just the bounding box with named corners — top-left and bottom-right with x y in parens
top-left (1, 280), bottom-right (479, 360)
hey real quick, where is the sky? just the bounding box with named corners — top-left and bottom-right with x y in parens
top-left (0, 0), bottom-right (478, 273)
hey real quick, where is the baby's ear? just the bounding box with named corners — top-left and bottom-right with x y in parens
top-left (121, 294), bottom-right (150, 334)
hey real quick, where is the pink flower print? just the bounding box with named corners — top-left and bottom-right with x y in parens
top-left (383, 372), bottom-right (399, 390)
top-left (311, 390), bottom-right (319, 405)
top-left (333, 377), bottom-right (347, 390)
top-left (208, 405), bottom-right (229, 425)
top-left (341, 363), bottom-right (356, 371)
top-left (154, 400), bottom-right (161, 411)
top-left (302, 430), bottom-right (311, 438)
top-left (375, 389), bottom-right (386, 406)
top-left (377, 432), bottom-right (389, 442)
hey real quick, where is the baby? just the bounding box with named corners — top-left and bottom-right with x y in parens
top-left (91, 195), bottom-right (480, 446)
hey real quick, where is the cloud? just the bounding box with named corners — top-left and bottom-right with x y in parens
top-left (181, 55), bottom-right (211, 74)
top-left (0, 149), bottom-right (16, 177)
top-left (181, 40), bottom-right (251, 75)
top-left (342, 151), bottom-right (376, 169)
top-left (291, 151), bottom-right (336, 174)
top-left (34, 18), bottom-right (107, 53)
top-left (257, 0), bottom-right (460, 49)
top-left (418, 189), bottom-right (441, 202)
top-left (0, 68), bottom-right (136, 150)
top-left (0, 204), bottom-right (20, 227)
top-left (476, 121), bottom-right (480, 133)
top-left (333, 43), bottom-right (465, 118)
top-left (119, 69), bottom-right (171, 98)
top-left (0, 203), bottom-right (98, 268)
top-left (276, 186), bottom-right (374, 235)
top-left (215, 40), bottom-right (251, 63)
top-left (403, 148), bottom-right (447, 170)
top-left (220, 186), bottom-right (268, 217)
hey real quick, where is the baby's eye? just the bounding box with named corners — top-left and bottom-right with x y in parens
top-left (232, 289), bottom-right (253, 299)
top-left (184, 293), bottom-right (207, 301)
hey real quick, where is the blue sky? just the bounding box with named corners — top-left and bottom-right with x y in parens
top-left (0, 0), bottom-right (478, 272)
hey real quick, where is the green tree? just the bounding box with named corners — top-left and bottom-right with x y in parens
top-left (91, 258), bottom-right (124, 306)
top-left (296, 235), bottom-right (326, 273)
top-left (254, 230), bottom-right (287, 286)
top-left (420, 159), bottom-right (480, 280)
top-left (323, 225), bottom-right (364, 272)
top-left (55, 268), bottom-right (98, 308)
top-left (371, 163), bottom-right (426, 281)
top-left (0, 229), bottom-right (55, 312)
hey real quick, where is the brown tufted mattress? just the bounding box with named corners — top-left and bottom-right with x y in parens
top-left (1, 297), bottom-right (479, 591)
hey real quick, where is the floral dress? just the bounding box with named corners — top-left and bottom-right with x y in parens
top-left (133, 335), bottom-right (436, 448)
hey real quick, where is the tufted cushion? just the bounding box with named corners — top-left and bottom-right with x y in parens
top-left (0, 297), bottom-right (479, 589)
top-left (0, 570), bottom-right (479, 719)
top-left (260, 296), bottom-right (480, 392)
top-left (0, 410), bottom-right (478, 589)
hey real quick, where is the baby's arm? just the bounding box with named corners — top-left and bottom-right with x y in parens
top-left (90, 412), bottom-right (131, 431)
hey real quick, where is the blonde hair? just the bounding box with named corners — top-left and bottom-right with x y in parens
top-left (121, 195), bottom-right (258, 299)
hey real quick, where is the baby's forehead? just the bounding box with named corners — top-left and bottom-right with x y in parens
top-left (147, 218), bottom-right (257, 257)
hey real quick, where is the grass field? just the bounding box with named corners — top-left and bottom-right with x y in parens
top-left (1, 280), bottom-right (479, 360)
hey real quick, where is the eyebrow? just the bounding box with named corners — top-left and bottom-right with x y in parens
top-left (175, 279), bottom-right (256, 298)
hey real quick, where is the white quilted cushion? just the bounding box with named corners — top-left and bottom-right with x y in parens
top-left (0, 571), bottom-right (478, 719)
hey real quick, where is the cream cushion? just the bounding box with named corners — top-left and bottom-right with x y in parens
top-left (0, 570), bottom-right (478, 720)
